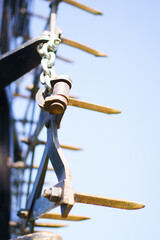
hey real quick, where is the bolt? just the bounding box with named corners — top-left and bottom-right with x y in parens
top-left (54, 38), bottom-right (61, 46)
top-left (44, 95), bottom-right (68, 115)
top-left (43, 188), bottom-right (52, 198)
top-left (50, 101), bottom-right (66, 114)
top-left (17, 210), bottom-right (28, 219)
top-left (43, 187), bottom-right (62, 203)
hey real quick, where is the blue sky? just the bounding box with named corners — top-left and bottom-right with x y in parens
top-left (14, 0), bottom-right (160, 239)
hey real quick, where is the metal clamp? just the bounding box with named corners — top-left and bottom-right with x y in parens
top-left (36, 75), bottom-right (72, 114)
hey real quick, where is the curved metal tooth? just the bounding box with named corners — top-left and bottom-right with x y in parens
top-left (61, 37), bottom-right (107, 57)
top-left (68, 98), bottom-right (121, 114)
top-left (40, 213), bottom-right (90, 221)
top-left (74, 192), bottom-right (145, 210)
top-left (34, 222), bottom-right (67, 228)
top-left (63, 0), bottom-right (103, 15)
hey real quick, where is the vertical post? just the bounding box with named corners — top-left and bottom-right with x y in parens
top-left (0, 90), bottom-right (12, 239)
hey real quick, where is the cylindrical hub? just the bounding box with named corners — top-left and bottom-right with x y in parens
top-left (44, 75), bottom-right (72, 114)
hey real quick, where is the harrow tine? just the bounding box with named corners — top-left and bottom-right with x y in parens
top-left (62, 0), bottom-right (103, 15)
top-left (46, 0), bottom-right (103, 15)
top-left (21, 137), bottom-right (82, 151)
top-left (61, 37), bottom-right (107, 57)
top-left (40, 213), bottom-right (90, 221)
top-left (57, 55), bottom-right (74, 63)
top-left (68, 98), bottom-right (121, 114)
top-left (74, 192), bottom-right (145, 210)
top-left (34, 222), bottom-right (67, 228)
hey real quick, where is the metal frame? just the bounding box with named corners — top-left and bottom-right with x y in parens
top-left (0, 0), bottom-right (145, 238)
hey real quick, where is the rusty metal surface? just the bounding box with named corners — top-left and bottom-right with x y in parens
top-left (68, 98), bottom-right (121, 114)
top-left (74, 192), bottom-right (145, 210)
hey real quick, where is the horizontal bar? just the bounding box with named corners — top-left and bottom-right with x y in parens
top-left (63, 0), bottom-right (103, 15)
top-left (74, 192), bottom-right (145, 210)
top-left (34, 222), bottom-right (67, 228)
top-left (61, 37), bottom-right (107, 57)
top-left (40, 213), bottom-right (90, 221)
top-left (68, 98), bottom-right (121, 114)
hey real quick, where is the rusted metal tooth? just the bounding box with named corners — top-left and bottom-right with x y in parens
top-left (34, 222), bottom-right (67, 228)
top-left (61, 37), bottom-right (107, 57)
top-left (63, 0), bottom-right (103, 15)
top-left (46, 0), bottom-right (102, 15)
top-left (68, 98), bottom-right (121, 114)
top-left (74, 192), bottom-right (145, 210)
top-left (21, 137), bottom-right (82, 151)
top-left (40, 213), bottom-right (90, 221)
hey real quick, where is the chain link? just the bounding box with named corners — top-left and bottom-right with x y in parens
top-left (38, 34), bottom-right (61, 91)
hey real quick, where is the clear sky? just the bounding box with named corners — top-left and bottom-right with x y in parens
top-left (14, 0), bottom-right (160, 239)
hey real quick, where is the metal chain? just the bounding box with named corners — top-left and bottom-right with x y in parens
top-left (38, 34), bottom-right (61, 91)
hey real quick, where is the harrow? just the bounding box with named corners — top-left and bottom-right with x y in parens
top-left (0, 0), bottom-right (145, 239)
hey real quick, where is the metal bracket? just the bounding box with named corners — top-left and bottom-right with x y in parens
top-left (0, 32), bottom-right (50, 88)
